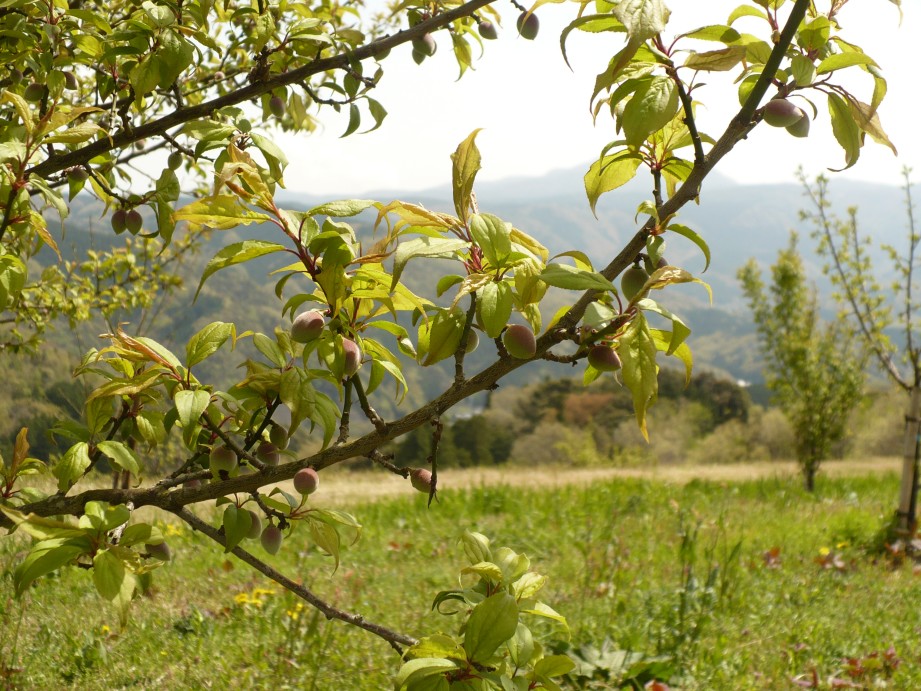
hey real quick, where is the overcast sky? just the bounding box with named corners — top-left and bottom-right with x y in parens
top-left (276, 1), bottom-right (914, 196)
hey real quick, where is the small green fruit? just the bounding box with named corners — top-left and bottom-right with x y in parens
top-left (111, 209), bottom-right (128, 234)
top-left (23, 82), bottom-right (45, 102)
top-left (291, 310), bottom-right (325, 343)
top-left (268, 423), bottom-right (289, 450)
top-left (63, 71), bottom-right (78, 91)
top-left (502, 324), bottom-right (537, 359)
top-left (587, 345), bottom-right (622, 372)
top-left (762, 98), bottom-right (804, 127)
top-left (256, 441), bottom-right (280, 467)
top-left (261, 524), bottom-right (283, 555)
top-left (516, 12), bottom-right (539, 40)
top-left (620, 265), bottom-right (650, 301)
top-left (478, 21), bottom-right (498, 40)
top-left (412, 34), bottom-right (437, 57)
top-left (67, 168), bottom-right (89, 183)
top-left (410, 468), bottom-right (433, 493)
top-left (145, 542), bottom-right (171, 561)
top-left (461, 329), bottom-right (479, 354)
top-left (786, 114), bottom-right (810, 138)
top-left (209, 445), bottom-right (237, 475)
top-left (342, 338), bottom-right (363, 377)
top-left (245, 510), bottom-right (263, 540)
top-left (167, 152), bottom-right (183, 170)
top-left (125, 209), bottom-right (143, 235)
top-left (412, 49), bottom-right (426, 65)
top-left (293, 467), bottom-right (319, 495)
top-left (269, 95), bottom-right (286, 118)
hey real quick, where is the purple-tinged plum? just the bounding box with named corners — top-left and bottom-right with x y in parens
top-left (261, 524), bottom-right (283, 554)
top-left (293, 467), bottom-right (320, 495)
top-left (111, 209), bottom-right (128, 235)
top-left (23, 82), bottom-right (45, 102)
top-left (209, 444), bottom-right (237, 475)
top-left (291, 310), bottom-right (325, 343)
top-left (256, 441), bottom-right (280, 467)
top-left (246, 510), bottom-right (263, 540)
top-left (410, 468), bottom-right (433, 493)
top-left (588, 345), bottom-right (622, 372)
top-left (342, 338), bottom-right (363, 377)
top-left (125, 209), bottom-right (143, 235)
top-left (63, 71), bottom-right (78, 90)
top-left (412, 33), bottom-right (437, 57)
top-left (145, 542), bottom-right (171, 561)
top-left (762, 98), bottom-right (804, 128)
top-left (786, 114), bottom-right (810, 138)
top-left (620, 264), bottom-right (649, 301)
top-left (516, 12), bottom-right (539, 40)
top-left (478, 21), bottom-right (498, 40)
top-left (502, 324), bottom-right (536, 359)
top-left (269, 95), bottom-right (286, 118)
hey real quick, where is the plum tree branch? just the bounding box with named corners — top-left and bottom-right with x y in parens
top-left (26, 0), bottom-right (497, 180)
top-left (171, 506), bottom-right (417, 653)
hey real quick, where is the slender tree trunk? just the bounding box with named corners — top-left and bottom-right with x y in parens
top-left (804, 462), bottom-right (816, 493)
top-left (897, 386), bottom-right (921, 532)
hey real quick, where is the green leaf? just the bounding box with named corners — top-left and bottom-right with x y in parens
top-left (816, 52), bottom-right (877, 75)
top-left (174, 389), bottom-right (211, 431)
top-left (621, 76), bottom-right (679, 148)
top-left (418, 307), bottom-right (466, 366)
top-left (186, 321), bottom-right (235, 367)
top-left (460, 561), bottom-right (504, 583)
top-left (584, 152), bottom-right (643, 216)
top-left (308, 199), bottom-right (376, 217)
top-left (391, 237), bottom-right (469, 290)
top-left (613, 0), bottom-right (670, 42)
top-left (394, 658), bottom-right (458, 690)
top-left (507, 623), bottom-right (535, 667)
top-left (450, 129), bottom-right (482, 225)
top-left (827, 93), bottom-right (862, 170)
top-left (540, 264), bottom-right (616, 292)
top-left (14, 537), bottom-right (91, 596)
top-left (93, 549), bottom-right (126, 601)
top-left (476, 281), bottom-right (513, 339)
top-left (95, 441), bottom-right (140, 476)
top-left (53, 442), bottom-right (91, 491)
top-left (222, 504), bottom-right (252, 553)
top-left (635, 299), bottom-right (691, 355)
top-left (469, 213), bottom-right (512, 269)
top-left (173, 195), bottom-right (272, 231)
top-left (463, 592), bottom-right (519, 664)
top-left (406, 635), bottom-right (467, 663)
top-left (560, 15), bottom-right (625, 70)
top-left (650, 328), bottom-right (693, 384)
top-left (308, 518), bottom-right (342, 570)
top-left (341, 103), bottom-right (360, 137)
top-left (0, 254), bottom-right (27, 313)
top-left (619, 313), bottom-right (658, 441)
top-left (683, 46), bottom-right (746, 72)
top-left (791, 54), bottom-right (816, 87)
top-left (534, 655), bottom-right (576, 678)
top-left (195, 240), bottom-right (286, 300)
top-left (666, 224), bottom-right (710, 271)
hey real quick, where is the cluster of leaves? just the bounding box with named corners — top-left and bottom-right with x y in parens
top-left (396, 532), bottom-right (573, 691)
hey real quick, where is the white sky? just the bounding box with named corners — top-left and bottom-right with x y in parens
top-left (277, 1), bottom-right (915, 196)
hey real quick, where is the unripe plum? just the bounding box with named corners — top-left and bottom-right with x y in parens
top-left (63, 71), bottom-right (78, 90)
top-left (621, 265), bottom-right (649, 301)
top-left (410, 468), bottom-right (433, 493)
top-left (412, 49), bottom-right (427, 65)
top-left (261, 524), bottom-right (283, 554)
top-left (588, 345), bottom-right (622, 372)
top-left (517, 12), bottom-right (539, 40)
top-left (291, 310), bottom-right (325, 343)
top-left (167, 152), bottom-right (183, 170)
top-left (23, 82), bottom-right (45, 102)
top-left (479, 21), bottom-right (498, 40)
top-left (246, 510), bottom-right (263, 540)
top-left (111, 209), bottom-right (128, 234)
top-left (342, 338), bottom-right (362, 377)
top-left (256, 441), bottom-right (280, 467)
top-left (145, 542), bottom-right (171, 561)
top-left (786, 114), bottom-right (810, 138)
top-left (293, 467), bottom-right (319, 495)
top-left (269, 95), bottom-right (286, 118)
top-left (209, 444), bottom-right (237, 474)
top-left (503, 324), bottom-right (536, 359)
top-left (461, 328), bottom-right (479, 354)
top-left (763, 98), bottom-right (804, 127)
top-left (268, 423), bottom-right (289, 450)
top-left (412, 33), bottom-right (437, 57)
top-left (67, 168), bottom-right (89, 183)
top-left (125, 209), bottom-right (143, 235)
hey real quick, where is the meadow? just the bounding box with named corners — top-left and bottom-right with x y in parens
top-left (2, 461), bottom-right (919, 689)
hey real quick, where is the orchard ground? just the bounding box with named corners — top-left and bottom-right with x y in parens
top-left (2, 457), bottom-right (919, 689)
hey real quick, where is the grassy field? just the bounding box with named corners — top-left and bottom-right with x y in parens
top-left (1, 461), bottom-right (919, 689)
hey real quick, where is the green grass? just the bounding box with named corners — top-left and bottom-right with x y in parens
top-left (1, 471), bottom-right (918, 689)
